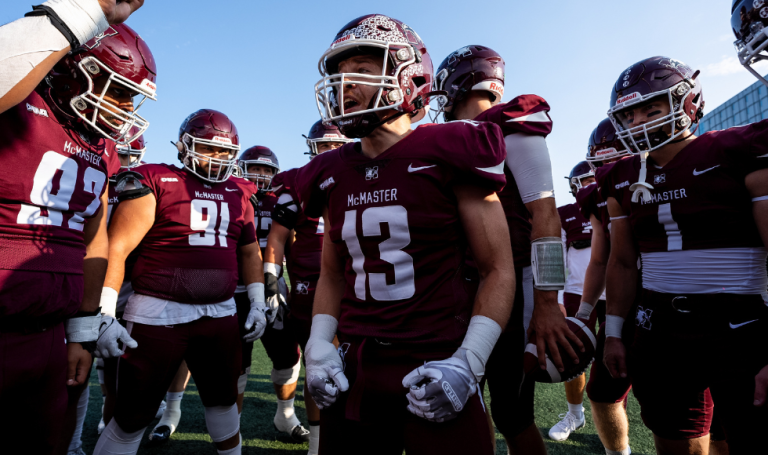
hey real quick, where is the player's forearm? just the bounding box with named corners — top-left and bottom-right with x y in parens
top-left (581, 260), bottom-right (607, 306)
top-left (313, 272), bottom-right (344, 320)
top-left (0, 1), bottom-right (109, 113)
top-left (82, 230), bottom-right (108, 312)
top-left (605, 254), bottom-right (636, 319)
top-left (264, 223), bottom-right (291, 265)
top-left (472, 265), bottom-right (515, 329)
top-left (241, 242), bottom-right (264, 286)
top-left (527, 197), bottom-right (561, 240)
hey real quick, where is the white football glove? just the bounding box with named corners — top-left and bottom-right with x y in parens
top-left (305, 314), bottom-right (348, 409)
top-left (94, 315), bottom-right (138, 358)
top-left (403, 316), bottom-right (501, 422)
top-left (264, 263), bottom-right (282, 324)
top-left (243, 282), bottom-right (267, 342)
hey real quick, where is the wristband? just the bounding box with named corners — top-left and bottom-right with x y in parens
top-left (100, 287), bottom-right (118, 318)
top-left (309, 314), bottom-right (338, 344)
top-left (605, 315), bottom-right (625, 339)
top-left (575, 302), bottom-right (594, 320)
top-left (27, 0), bottom-right (108, 48)
top-left (247, 282), bottom-right (265, 305)
top-left (453, 315), bottom-right (502, 381)
top-left (264, 262), bottom-right (281, 277)
top-left (63, 309), bottom-right (101, 343)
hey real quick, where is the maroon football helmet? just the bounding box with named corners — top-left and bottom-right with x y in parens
top-left (732, 0), bottom-right (768, 87)
top-left (433, 45), bottom-right (505, 121)
top-left (43, 23), bottom-right (157, 144)
top-left (608, 56), bottom-right (704, 155)
top-left (116, 127), bottom-right (146, 169)
top-left (567, 161), bottom-right (595, 195)
top-left (586, 118), bottom-right (630, 171)
top-left (303, 120), bottom-right (354, 157)
top-left (315, 14), bottom-right (434, 138)
top-left (176, 109), bottom-right (240, 183)
top-left (238, 146), bottom-right (280, 190)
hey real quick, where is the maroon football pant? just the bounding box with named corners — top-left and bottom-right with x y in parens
top-left (236, 290), bottom-right (301, 372)
top-left (320, 338), bottom-right (493, 455)
top-left (0, 323), bottom-right (68, 454)
top-left (483, 267), bottom-right (533, 439)
top-left (629, 290), bottom-right (768, 451)
top-left (562, 292), bottom-right (605, 331)
top-left (114, 315), bottom-right (241, 433)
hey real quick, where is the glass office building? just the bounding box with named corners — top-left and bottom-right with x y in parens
top-left (698, 77), bottom-right (768, 134)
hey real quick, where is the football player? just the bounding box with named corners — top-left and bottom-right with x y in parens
top-left (92, 109), bottom-right (264, 455)
top-left (577, 118), bottom-right (634, 455)
top-left (602, 56), bottom-right (768, 454)
top-left (549, 161), bottom-right (605, 442)
top-left (299, 15), bottom-right (514, 455)
top-left (433, 44), bottom-right (581, 454)
top-left (0, 4), bottom-right (150, 451)
top-left (235, 146), bottom-right (310, 443)
top-left (264, 120), bottom-right (354, 455)
top-left (732, 0), bottom-right (768, 87)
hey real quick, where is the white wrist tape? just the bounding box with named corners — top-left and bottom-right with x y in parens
top-left (575, 302), bottom-right (594, 320)
top-left (100, 287), bottom-right (118, 318)
top-left (64, 314), bottom-right (100, 342)
top-left (264, 262), bottom-right (281, 277)
top-left (43, 0), bottom-right (108, 46)
top-left (605, 315), bottom-right (625, 339)
top-left (247, 282), bottom-right (264, 304)
top-left (309, 314), bottom-right (338, 344)
top-left (453, 315), bottom-right (502, 380)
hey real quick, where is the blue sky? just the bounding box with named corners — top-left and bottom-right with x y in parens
top-left (3, 1), bottom-right (760, 206)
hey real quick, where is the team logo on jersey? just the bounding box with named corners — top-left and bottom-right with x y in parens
top-left (635, 306), bottom-right (653, 331)
top-left (161, 177), bottom-right (178, 182)
top-left (26, 103), bottom-right (48, 118)
top-left (653, 174), bottom-right (666, 184)
top-left (295, 281), bottom-right (310, 294)
top-left (365, 166), bottom-right (379, 180)
top-left (320, 176), bottom-right (335, 190)
top-left (204, 184), bottom-right (212, 189)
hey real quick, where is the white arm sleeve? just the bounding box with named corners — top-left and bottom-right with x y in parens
top-left (504, 133), bottom-right (555, 204)
top-left (0, 0), bottom-right (107, 99)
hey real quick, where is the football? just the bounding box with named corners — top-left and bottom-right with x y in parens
top-left (523, 317), bottom-right (597, 383)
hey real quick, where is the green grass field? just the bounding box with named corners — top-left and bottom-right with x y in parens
top-left (79, 344), bottom-right (656, 454)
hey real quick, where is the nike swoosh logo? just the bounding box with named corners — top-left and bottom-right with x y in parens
top-left (270, 184), bottom-right (283, 192)
top-left (729, 319), bottom-right (758, 329)
top-left (506, 111), bottom-right (550, 123)
top-left (225, 188), bottom-right (238, 192)
top-left (693, 165), bottom-right (720, 176)
top-left (476, 161), bottom-right (505, 175)
top-left (408, 164), bottom-right (437, 173)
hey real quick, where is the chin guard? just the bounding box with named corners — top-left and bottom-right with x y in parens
top-left (531, 237), bottom-right (566, 291)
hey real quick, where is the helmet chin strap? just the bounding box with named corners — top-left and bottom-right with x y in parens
top-left (630, 122), bottom-right (697, 203)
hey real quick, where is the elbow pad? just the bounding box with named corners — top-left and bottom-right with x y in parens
top-left (115, 171), bottom-right (152, 202)
top-left (273, 193), bottom-right (299, 230)
top-left (531, 237), bottom-right (566, 291)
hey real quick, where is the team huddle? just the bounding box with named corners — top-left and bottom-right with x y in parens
top-left (0, 1), bottom-right (767, 454)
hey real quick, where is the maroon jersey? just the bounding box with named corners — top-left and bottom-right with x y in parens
top-left (601, 123), bottom-right (768, 253)
top-left (558, 202), bottom-right (592, 246)
top-left (256, 191), bottom-right (276, 254)
top-left (0, 90), bottom-right (119, 274)
top-left (474, 95), bottom-right (553, 268)
top-left (271, 169), bottom-right (324, 278)
top-left (295, 121), bottom-right (506, 345)
top-left (125, 164), bottom-right (257, 304)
